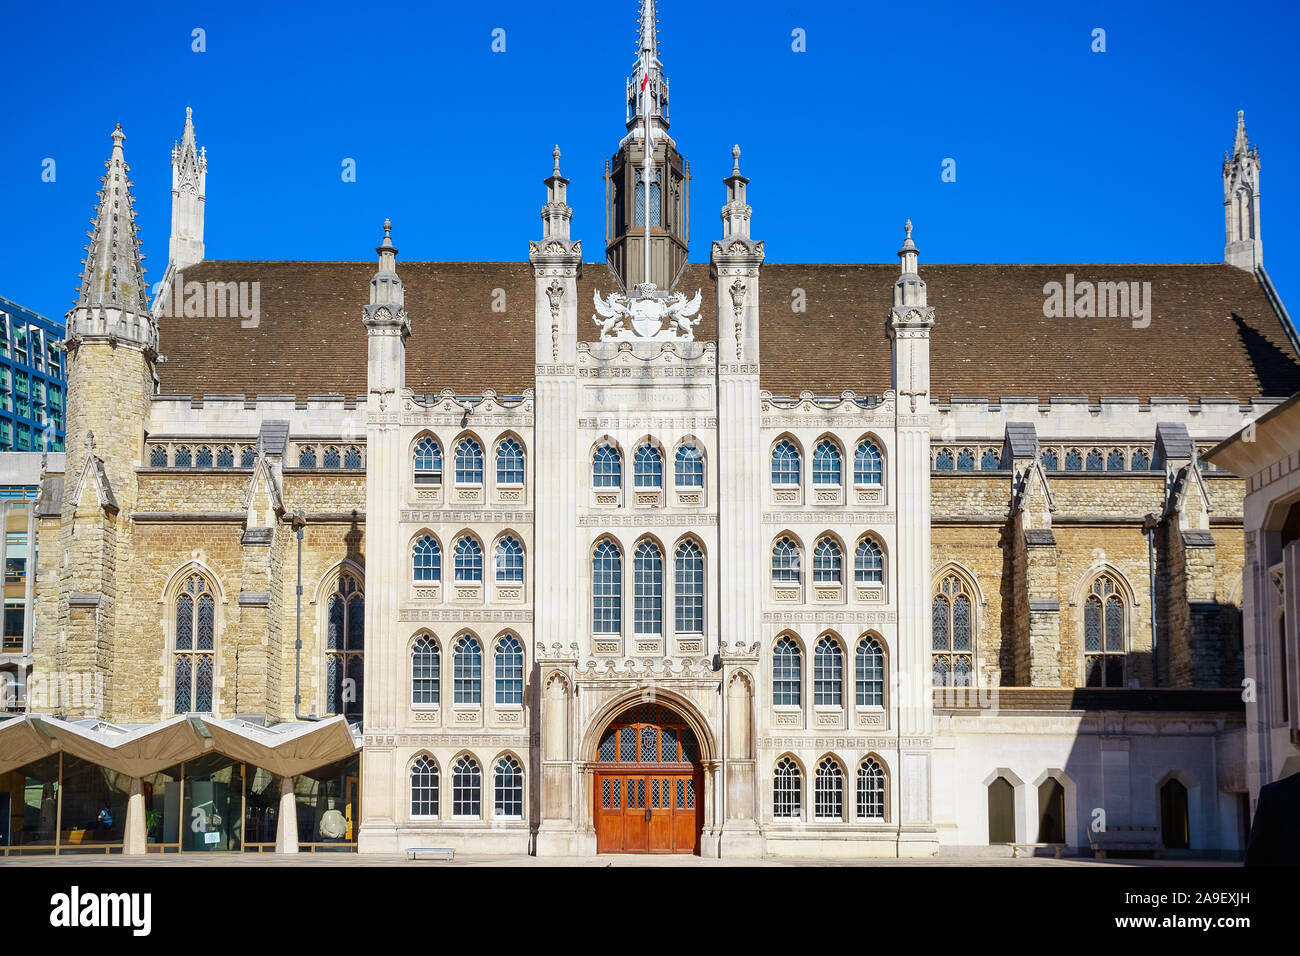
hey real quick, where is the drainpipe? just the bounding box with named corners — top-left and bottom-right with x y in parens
top-left (291, 510), bottom-right (318, 721)
top-left (1143, 513), bottom-right (1160, 687)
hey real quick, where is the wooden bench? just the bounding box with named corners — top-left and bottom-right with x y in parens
top-left (1011, 842), bottom-right (1063, 859)
top-left (1089, 826), bottom-right (1163, 858)
top-left (406, 847), bottom-right (454, 862)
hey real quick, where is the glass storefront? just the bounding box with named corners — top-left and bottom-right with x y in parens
top-left (58, 754), bottom-right (129, 853)
top-left (296, 754), bottom-right (361, 850)
top-left (0, 753), bottom-right (59, 851)
top-left (181, 753), bottom-right (243, 852)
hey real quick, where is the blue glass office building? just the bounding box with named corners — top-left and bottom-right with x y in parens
top-left (0, 296), bottom-right (65, 453)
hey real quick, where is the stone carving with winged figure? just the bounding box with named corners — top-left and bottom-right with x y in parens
top-left (593, 283), bottom-right (703, 342)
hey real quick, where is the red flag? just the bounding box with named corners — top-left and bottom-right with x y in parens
top-left (642, 71), bottom-right (649, 91)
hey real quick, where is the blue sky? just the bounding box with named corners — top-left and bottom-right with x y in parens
top-left (1, 0), bottom-right (1297, 323)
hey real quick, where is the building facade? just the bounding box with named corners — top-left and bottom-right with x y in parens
top-left (2, 3), bottom-right (1297, 857)
top-left (0, 296), bottom-right (66, 454)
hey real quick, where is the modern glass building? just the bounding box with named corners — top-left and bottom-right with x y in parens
top-left (0, 295), bottom-right (66, 453)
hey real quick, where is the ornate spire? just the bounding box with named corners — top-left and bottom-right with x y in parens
top-left (364, 218), bottom-right (406, 324)
top-left (625, 0), bottom-right (670, 140)
top-left (169, 106), bottom-right (207, 270)
top-left (67, 124), bottom-right (155, 352)
top-left (541, 145), bottom-right (574, 242)
top-left (1223, 110), bottom-right (1262, 271)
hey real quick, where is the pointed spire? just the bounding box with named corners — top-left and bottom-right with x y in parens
top-left (894, 219), bottom-right (927, 310)
top-left (72, 124), bottom-right (151, 321)
top-left (731, 144), bottom-right (741, 176)
top-left (169, 106), bottom-right (207, 270)
top-left (1233, 110), bottom-right (1249, 158)
top-left (638, 0), bottom-right (658, 57)
top-left (542, 145), bottom-right (573, 241)
top-left (1223, 109), bottom-right (1262, 271)
top-left (721, 143), bottom-right (752, 241)
top-left (625, 0), bottom-right (670, 138)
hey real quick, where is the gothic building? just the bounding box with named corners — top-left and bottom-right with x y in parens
top-left (1, 2), bottom-right (1297, 858)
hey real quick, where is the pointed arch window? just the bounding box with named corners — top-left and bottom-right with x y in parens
top-left (634, 444), bottom-right (663, 489)
top-left (411, 636), bottom-right (440, 705)
top-left (240, 447), bottom-right (256, 468)
top-left (1085, 449), bottom-right (1104, 472)
top-left (956, 449), bottom-right (975, 471)
top-left (454, 438), bottom-right (483, 485)
top-left (932, 573), bottom-right (974, 687)
top-left (494, 756), bottom-right (523, 818)
top-left (813, 537), bottom-right (842, 585)
top-left (410, 756), bottom-right (439, 817)
top-left (174, 446), bottom-right (192, 467)
top-left (323, 446), bottom-right (341, 468)
top-left (150, 446), bottom-right (168, 467)
top-left (344, 446), bottom-right (363, 469)
top-left (1084, 574), bottom-right (1127, 687)
top-left (592, 539), bottom-right (622, 634)
top-left (935, 449), bottom-right (953, 470)
top-left (413, 535), bottom-right (441, 583)
top-left (1106, 449), bottom-right (1126, 471)
top-left (325, 570), bottom-right (364, 718)
top-left (1130, 449), bottom-right (1150, 471)
top-left (814, 758), bottom-right (844, 821)
top-left (814, 637), bottom-right (843, 707)
top-left (773, 636), bottom-right (802, 707)
top-left (413, 437), bottom-right (442, 484)
top-left (495, 536), bottom-right (523, 584)
top-left (633, 167), bottom-right (661, 227)
top-left (857, 758), bottom-right (886, 820)
top-left (453, 634), bottom-right (482, 704)
top-left (812, 440), bottom-right (842, 486)
top-left (173, 572), bottom-right (216, 714)
top-left (496, 437), bottom-right (524, 486)
top-left (771, 536), bottom-right (801, 584)
top-left (593, 444), bottom-right (622, 488)
top-left (674, 539), bottom-right (704, 634)
top-left (195, 446), bottom-right (213, 468)
top-left (633, 540), bottom-right (663, 636)
top-left (1064, 449), bottom-right (1083, 471)
top-left (855, 538), bottom-right (883, 584)
top-left (451, 755), bottom-right (481, 818)
top-left (495, 634), bottom-right (524, 704)
top-left (674, 442), bottom-right (704, 488)
top-left (856, 636), bottom-right (884, 707)
top-left (773, 757), bottom-right (801, 819)
top-left (1041, 449), bottom-right (1059, 471)
top-left (854, 439), bottom-right (883, 485)
top-left (980, 449), bottom-right (1000, 471)
top-left (216, 445), bottom-right (234, 468)
top-left (771, 440), bottom-right (800, 486)
top-left (298, 446), bottom-right (316, 468)
top-left (454, 535), bottom-right (483, 583)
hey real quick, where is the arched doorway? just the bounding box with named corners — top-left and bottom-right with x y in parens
top-left (592, 702), bottom-right (703, 854)
top-left (987, 777), bottom-right (1015, 844)
top-left (1161, 779), bottom-right (1189, 849)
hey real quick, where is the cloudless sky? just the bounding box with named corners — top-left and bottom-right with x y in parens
top-left (1, 0), bottom-right (1297, 324)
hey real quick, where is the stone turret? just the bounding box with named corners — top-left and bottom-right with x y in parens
top-left (168, 107), bottom-right (207, 271)
top-left (1223, 110), bottom-right (1262, 271)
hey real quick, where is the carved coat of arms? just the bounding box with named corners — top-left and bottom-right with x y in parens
top-left (592, 283), bottom-right (703, 341)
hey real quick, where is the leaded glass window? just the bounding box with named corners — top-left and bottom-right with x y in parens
top-left (150, 445), bottom-right (168, 466)
top-left (298, 446), bottom-right (316, 467)
top-left (956, 448), bottom-right (976, 471)
top-left (453, 634), bottom-right (482, 704)
top-left (813, 537), bottom-right (842, 585)
top-left (772, 536), bottom-right (801, 584)
top-left (413, 535), bottom-right (441, 583)
top-left (1041, 450), bottom-right (1059, 471)
top-left (452, 756), bottom-right (481, 818)
top-left (1130, 449), bottom-right (1151, 471)
top-left (454, 536), bottom-right (483, 583)
top-left (812, 439), bottom-right (842, 485)
top-left (1106, 449), bottom-right (1125, 471)
top-left (857, 758), bottom-right (885, 820)
top-left (240, 447), bottom-right (256, 468)
top-left (496, 437), bottom-right (524, 485)
top-left (494, 757), bottom-right (523, 818)
top-left (935, 449), bottom-right (954, 470)
top-left (173, 572), bottom-right (216, 714)
top-left (981, 449), bottom-right (1001, 471)
top-left (495, 634), bottom-right (524, 704)
top-left (1085, 448), bottom-right (1104, 471)
top-left (344, 446), bottom-right (363, 469)
top-left (411, 636), bottom-right (440, 705)
top-left (216, 445), bottom-right (234, 468)
top-left (932, 572), bottom-right (974, 687)
top-left (814, 637), bottom-right (843, 707)
top-left (413, 436), bottom-right (442, 484)
top-left (855, 538), bottom-right (883, 584)
top-left (495, 536), bottom-right (523, 584)
top-left (592, 539), bottom-right (622, 634)
top-left (634, 444), bottom-right (663, 489)
top-left (856, 637), bottom-right (884, 707)
top-left (195, 446), bottom-right (213, 468)
top-left (593, 444), bottom-right (622, 488)
top-left (771, 439), bottom-right (800, 486)
top-left (854, 439), bottom-right (883, 485)
top-left (455, 437), bottom-right (483, 485)
top-left (323, 446), bottom-right (341, 468)
top-left (410, 756), bottom-right (439, 817)
top-left (773, 636), bottom-right (802, 707)
top-left (774, 757), bottom-right (801, 819)
top-left (1084, 574), bottom-right (1126, 687)
top-left (1064, 449), bottom-right (1083, 471)
top-left (815, 758), bottom-right (844, 821)
top-left (633, 539), bottom-right (663, 635)
top-left (674, 539), bottom-right (704, 634)
top-left (675, 442), bottom-right (704, 487)
top-left (174, 445), bottom-right (192, 467)
top-left (325, 571), bottom-right (364, 717)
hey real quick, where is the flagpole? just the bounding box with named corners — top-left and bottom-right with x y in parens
top-left (643, 51), bottom-right (652, 291)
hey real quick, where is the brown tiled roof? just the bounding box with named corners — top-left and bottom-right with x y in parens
top-left (160, 260), bottom-right (1300, 402)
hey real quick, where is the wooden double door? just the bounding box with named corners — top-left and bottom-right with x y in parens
top-left (595, 771), bottom-right (702, 854)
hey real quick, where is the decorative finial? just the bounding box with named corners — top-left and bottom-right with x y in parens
top-left (904, 219), bottom-right (913, 239)
top-left (383, 218), bottom-right (392, 238)
top-left (86, 430), bottom-right (95, 455)
top-left (111, 124), bottom-right (125, 148)
top-left (186, 106), bottom-right (193, 123)
top-left (553, 144), bottom-right (562, 176)
top-left (732, 144), bottom-right (741, 175)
